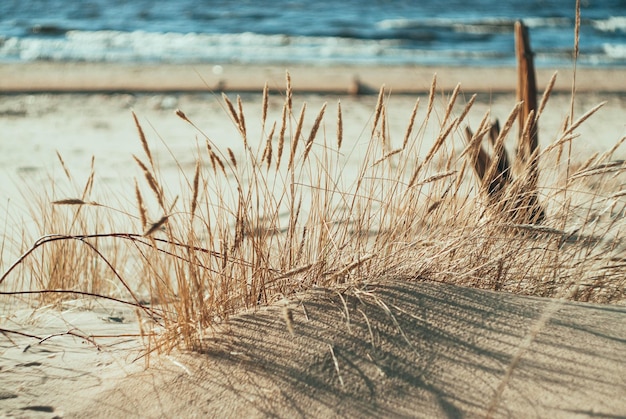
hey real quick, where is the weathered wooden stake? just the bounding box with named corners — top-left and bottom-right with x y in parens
top-left (515, 21), bottom-right (539, 171)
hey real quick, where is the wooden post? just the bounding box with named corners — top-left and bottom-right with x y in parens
top-left (515, 21), bottom-right (538, 166)
top-left (514, 21), bottom-right (544, 223)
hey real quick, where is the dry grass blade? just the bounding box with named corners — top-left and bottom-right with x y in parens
top-left (56, 151), bottom-right (72, 181)
top-left (286, 71), bottom-right (293, 115)
top-left (288, 103), bottom-right (307, 170)
top-left (519, 111), bottom-right (537, 170)
top-left (133, 155), bottom-right (165, 210)
top-left (570, 160), bottom-right (626, 180)
top-left (608, 188), bottom-right (626, 199)
top-left (543, 102), bottom-right (604, 158)
top-left (206, 141), bottom-right (217, 172)
top-left (414, 170), bottom-right (457, 186)
top-left (261, 82), bottom-right (269, 129)
top-left (337, 100), bottom-right (343, 151)
top-left (487, 24), bottom-right (561, 413)
top-left (402, 98), bottom-right (419, 150)
top-left (597, 135), bottom-right (626, 164)
top-left (542, 132), bottom-right (579, 156)
top-left (264, 122), bottom-right (276, 167)
top-left (503, 223), bottom-right (567, 235)
top-left (564, 102), bottom-right (606, 135)
top-left (167, 195), bottom-right (178, 215)
top-left (237, 95), bottom-right (247, 142)
top-left (51, 199), bottom-right (88, 205)
top-left (441, 83), bottom-right (461, 127)
top-left (425, 74), bottom-right (437, 121)
top-left (222, 93), bottom-right (240, 127)
top-left (422, 117), bottom-right (457, 167)
top-left (454, 94), bottom-right (477, 130)
top-left (190, 160), bottom-right (200, 218)
top-left (328, 344), bottom-right (344, 387)
top-left (81, 156), bottom-right (96, 200)
top-left (381, 106), bottom-right (388, 152)
top-left (373, 148), bottom-right (403, 166)
top-left (134, 178), bottom-right (147, 231)
top-left (303, 103), bottom-right (327, 162)
top-left (371, 85), bottom-right (385, 138)
top-left (227, 148), bottom-right (237, 168)
top-left (143, 215), bottom-right (169, 237)
top-left (535, 72), bottom-right (557, 123)
top-left (572, 152), bottom-right (600, 175)
top-left (175, 109), bottom-right (190, 122)
top-left (212, 151), bottom-right (226, 175)
top-left (132, 111), bottom-right (154, 169)
top-left (276, 103), bottom-right (288, 169)
top-left (295, 226), bottom-right (307, 264)
top-left (461, 109), bottom-right (492, 157)
top-left (493, 102), bottom-right (523, 151)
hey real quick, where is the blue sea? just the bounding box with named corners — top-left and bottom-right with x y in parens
top-left (0, 0), bottom-right (624, 67)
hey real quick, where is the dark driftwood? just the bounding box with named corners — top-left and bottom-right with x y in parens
top-left (463, 20), bottom-right (545, 224)
top-left (465, 123), bottom-right (510, 198)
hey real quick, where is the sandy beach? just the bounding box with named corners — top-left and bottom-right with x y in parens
top-left (2, 62), bottom-right (626, 94)
top-left (1, 63), bottom-right (626, 418)
top-left (1, 64), bottom-right (624, 206)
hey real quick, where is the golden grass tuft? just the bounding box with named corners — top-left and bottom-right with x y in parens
top-left (1, 67), bottom-right (625, 364)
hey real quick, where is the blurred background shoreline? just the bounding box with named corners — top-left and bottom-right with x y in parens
top-left (2, 62), bottom-right (626, 94)
top-left (1, 1), bottom-right (624, 188)
top-left (1, 0), bottom-right (625, 69)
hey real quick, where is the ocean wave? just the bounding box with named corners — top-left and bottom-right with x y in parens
top-left (0, 28), bottom-right (622, 67)
top-left (1, 0), bottom-right (624, 68)
top-left (378, 16), bottom-right (572, 34)
top-left (0, 29), bottom-right (513, 66)
top-left (592, 17), bottom-right (626, 33)
top-left (603, 43), bottom-right (626, 59)
top-left (0, 30), bottom-right (405, 64)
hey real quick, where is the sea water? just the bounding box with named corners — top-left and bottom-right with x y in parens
top-left (0, 0), bottom-right (624, 67)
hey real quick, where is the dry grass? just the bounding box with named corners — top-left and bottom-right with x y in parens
top-left (1, 69), bottom-right (625, 356)
top-left (0, 68), bottom-right (625, 419)
top-left (0, 5), bottom-right (624, 414)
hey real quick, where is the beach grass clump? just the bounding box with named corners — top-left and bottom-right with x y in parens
top-left (1, 72), bottom-right (625, 352)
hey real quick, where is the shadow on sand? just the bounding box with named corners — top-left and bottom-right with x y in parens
top-left (81, 278), bottom-right (626, 418)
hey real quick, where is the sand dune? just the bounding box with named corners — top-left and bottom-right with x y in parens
top-left (1, 64), bottom-right (626, 418)
top-left (1, 279), bottom-right (625, 418)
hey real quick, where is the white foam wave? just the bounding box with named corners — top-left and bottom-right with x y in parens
top-left (0, 30), bottom-right (407, 64)
top-left (377, 16), bottom-right (570, 32)
top-left (603, 43), bottom-right (626, 59)
top-left (1, 29), bottom-right (505, 65)
top-left (0, 28), bottom-right (622, 67)
top-left (522, 17), bottom-right (571, 29)
top-left (593, 17), bottom-right (626, 33)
